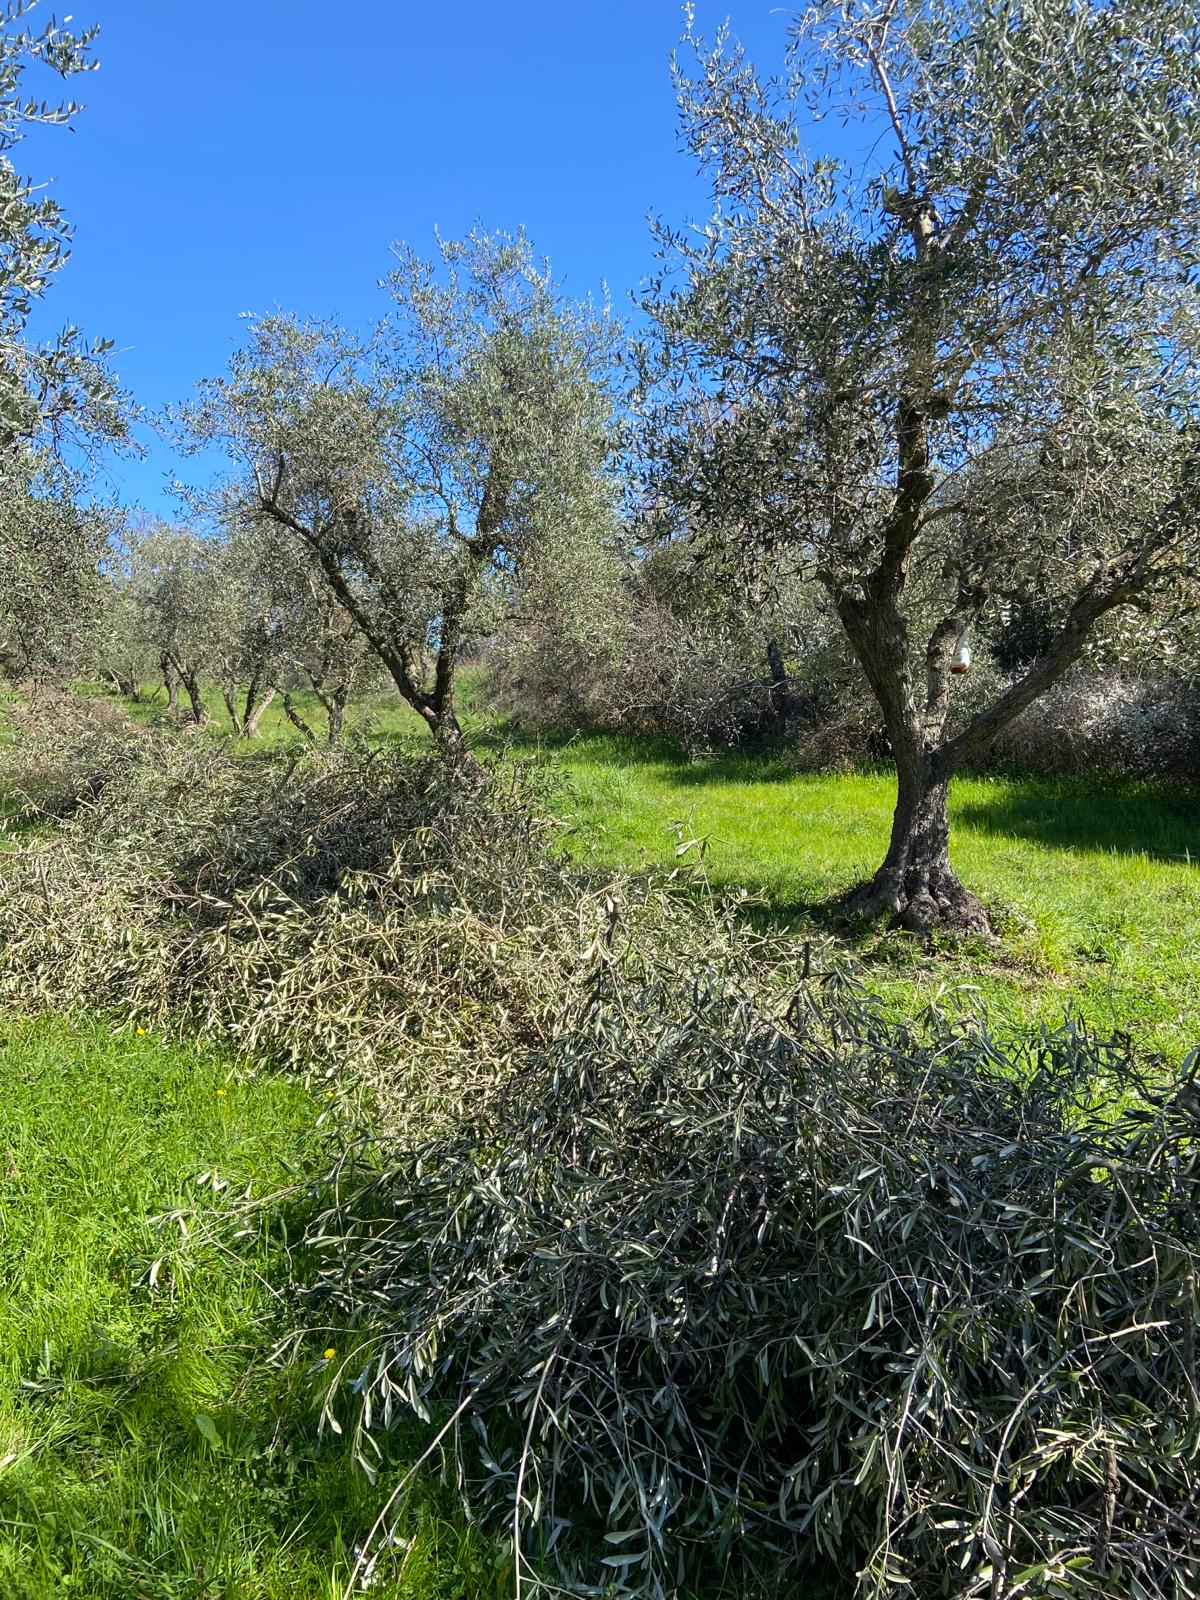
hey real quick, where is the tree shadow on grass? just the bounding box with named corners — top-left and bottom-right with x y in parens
top-left (956, 778), bottom-right (1200, 866)
top-left (486, 724), bottom-right (812, 788)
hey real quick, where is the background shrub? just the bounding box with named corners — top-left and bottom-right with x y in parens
top-left (992, 669), bottom-right (1200, 780)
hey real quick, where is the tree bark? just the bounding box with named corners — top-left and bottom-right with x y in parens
top-left (176, 666), bottom-right (208, 726)
top-left (282, 691), bottom-right (320, 747)
top-left (325, 685), bottom-right (347, 745)
top-left (220, 686), bottom-right (241, 732)
top-left (834, 591), bottom-right (990, 936)
top-left (765, 636), bottom-right (792, 729)
top-left (110, 670), bottom-right (141, 702)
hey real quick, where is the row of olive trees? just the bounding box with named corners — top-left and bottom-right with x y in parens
top-left (90, 520), bottom-right (381, 742)
top-left (86, 228), bottom-right (625, 747)
top-left (171, 0), bottom-right (1200, 938)
top-left (179, 230), bottom-right (623, 751)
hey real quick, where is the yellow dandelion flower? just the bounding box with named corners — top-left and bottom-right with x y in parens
top-left (216, 1088), bottom-right (226, 1097)
top-left (136, 1027), bottom-right (146, 1036)
top-left (324, 1348), bottom-right (336, 1361)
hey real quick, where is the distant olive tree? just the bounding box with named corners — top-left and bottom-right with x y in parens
top-left (203, 525), bottom-right (291, 738)
top-left (214, 522), bottom-right (383, 743)
top-left (269, 554), bottom-right (381, 745)
top-left (87, 575), bottom-right (149, 700)
top-left (0, 481), bottom-right (111, 681)
top-left (642, 0), bottom-right (1200, 934)
top-left (127, 525), bottom-right (215, 724)
top-left (187, 231), bottom-right (619, 751)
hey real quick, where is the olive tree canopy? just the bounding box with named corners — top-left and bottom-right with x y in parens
top-left (188, 231), bottom-right (619, 749)
top-left (0, 4), bottom-right (123, 681)
top-left (642, 0), bottom-right (1200, 932)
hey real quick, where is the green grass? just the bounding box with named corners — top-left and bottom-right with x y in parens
top-left (541, 730), bottom-right (1200, 1058)
top-left (0, 1018), bottom-right (490, 1599)
top-left (77, 679), bottom-right (433, 745)
top-left (79, 683), bottom-right (1200, 1056)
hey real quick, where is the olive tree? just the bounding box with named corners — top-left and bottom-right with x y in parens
top-left (128, 525), bottom-right (215, 724)
top-left (0, 5), bottom-right (122, 679)
top-left (271, 561), bottom-right (380, 745)
top-left (213, 521), bottom-right (382, 743)
top-left (87, 576), bottom-right (150, 700)
top-left (187, 231), bottom-right (619, 750)
top-left (0, 477), bottom-right (111, 680)
top-left (203, 525), bottom-right (290, 737)
top-left (642, 0), bottom-right (1200, 933)
top-left (0, 3), bottom-right (118, 448)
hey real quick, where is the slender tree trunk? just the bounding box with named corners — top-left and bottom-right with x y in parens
top-left (161, 653), bottom-right (179, 715)
top-left (765, 636), bottom-right (791, 729)
top-left (325, 685), bottom-right (347, 745)
top-left (178, 669), bottom-right (208, 726)
top-left (110, 670), bottom-right (141, 702)
top-left (282, 691), bottom-right (320, 747)
top-left (835, 592), bottom-right (989, 936)
top-left (241, 686), bottom-right (276, 740)
top-left (428, 679), bottom-right (464, 750)
top-left (221, 686), bottom-right (242, 733)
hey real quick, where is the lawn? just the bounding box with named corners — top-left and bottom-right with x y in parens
top-left (0, 1018), bottom-right (486, 1600)
top-left (545, 730), bottom-right (1200, 1059)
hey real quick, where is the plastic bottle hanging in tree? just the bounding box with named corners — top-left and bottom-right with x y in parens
top-left (951, 631), bottom-right (973, 675)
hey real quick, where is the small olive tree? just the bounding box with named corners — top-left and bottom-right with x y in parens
top-left (218, 521), bottom-right (382, 744)
top-left (127, 524), bottom-right (216, 724)
top-left (187, 231), bottom-right (619, 750)
top-left (641, 0), bottom-right (1200, 933)
top-left (203, 525), bottom-right (291, 738)
top-left (271, 566), bottom-right (381, 745)
top-left (88, 574), bottom-right (153, 700)
top-left (0, 478), bottom-right (111, 681)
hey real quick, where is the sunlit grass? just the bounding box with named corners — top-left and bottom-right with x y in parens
top-left (539, 729), bottom-right (1200, 1058)
top-left (0, 1018), bottom-right (489, 1599)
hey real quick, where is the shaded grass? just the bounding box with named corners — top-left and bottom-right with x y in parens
top-left (0, 1018), bottom-right (491, 1599)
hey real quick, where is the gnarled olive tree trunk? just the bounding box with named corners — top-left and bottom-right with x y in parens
top-left (852, 750), bottom-right (986, 935)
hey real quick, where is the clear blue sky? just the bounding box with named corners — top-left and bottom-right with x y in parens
top-left (24, 1), bottom-right (812, 514)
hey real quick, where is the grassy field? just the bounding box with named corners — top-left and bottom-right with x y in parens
top-left (549, 730), bottom-right (1200, 1059)
top-left (0, 1018), bottom-right (486, 1599)
top-left (4, 684), bottom-right (1195, 1595)
top-left (110, 682), bottom-right (1198, 1058)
